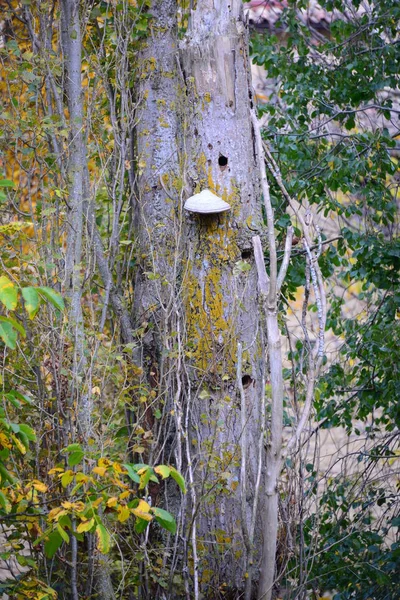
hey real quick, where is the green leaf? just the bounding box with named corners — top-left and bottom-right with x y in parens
top-left (95, 523), bottom-right (111, 553)
top-left (5, 392), bottom-right (20, 409)
top-left (169, 467), bottom-right (186, 494)
top-left (0, 462), bottom-right (15, 484)
top-left (68, 451), bottom-right (84, 467)
top-left (18, 424), bottom-right (36, 442)
top-left (151, 507), bottom-right (176, 534)
top-left (123, 463), bottom-right (140, 484)
top-left (37, 287), bottom-right (65, 312)
top-left (44, 531), bottom-right (63, 558)
top-left (0, 322), bottom-right (17, 349)
top-left (64, 443), bottom-right (82, 452)
top-left (0, 490), bottom-right (11, 513)
top-left (63, 443), bottom-right (85, 466)
top-left (139, 466), bottom-right (153, 490)
top-left (56, 522), bottom-right (70, 543)
top-left (0, 276), bottom-right (18, 310)
top-left (0, 316), bottom-right (26, 338)
top-left (134, 517), bottom-right (149, 534)
top-left (16, 555), bottom-right (36, 568)
top-left (21, 287), bottom-right (40, 319)
top-left (7, 390), bottom-right (32, 405)
top-left (0, 180), bottom-right (15, 188)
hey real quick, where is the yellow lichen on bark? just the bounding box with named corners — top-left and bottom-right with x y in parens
top-left (183, 168), bottom-right (241, 375)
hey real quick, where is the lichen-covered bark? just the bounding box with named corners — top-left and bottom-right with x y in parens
top-left (134, 1), bottom-right (265, 597)
top-left (133, 0), bottom-right (181, 460)
top-left (179, 1), bottom-right (264, 595)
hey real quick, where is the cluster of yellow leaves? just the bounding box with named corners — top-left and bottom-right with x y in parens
top-left (37, 455), bottom-right (183, 560)
top-left (10, 577), bottom-right (57, 600)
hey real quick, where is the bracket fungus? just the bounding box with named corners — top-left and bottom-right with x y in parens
top-left (184, 189), bottom-right (231, 215)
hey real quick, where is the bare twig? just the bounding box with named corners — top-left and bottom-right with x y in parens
top-left (277, 226), bottom-right (294, 293)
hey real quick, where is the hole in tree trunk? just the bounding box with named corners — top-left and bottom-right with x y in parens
top-left (241, 374), bottom-right (254, 389)
top-left (241, 248), bottom-right (252, 260)
top-left (249, 90), bottom-right (254, 109)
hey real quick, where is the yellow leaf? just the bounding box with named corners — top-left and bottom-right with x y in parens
top-left (77, 518), bottom-right (95, 533)
top-left (98, 458), bottom-right (112, 468)
top-left (132, 499), bottom-right (152, 522)
top-left (133, 509), bottom-right (152, 522)
top-left (48, 507), bottom-right (68, 522)
top-left (60, 470), bottom-right (74, 488)
top-left (48, 507), bottom-right (62, 520)
top-left (0, 276), bottom-right (18, 310)
top-left (61, 501), bottom-right (85, 513)
top-left (93, 466), bottom-right (107, 477)
top-left (155, 465), bottom-right (171, 479)
top-left (0, 433), bottom-right (12, 449)
top-left (96, 523), bottom-right (111, 553)
top-left (119, 491), bottom-right (130, 500)
top-left (48, 467), bottom-right (64, 475)
top-left (106, 497), bottom-right (118, 508)
top-left (117, 504), bottom-right (131, 522)
top-left (137, 499), bottom-right (151, 513)
top-left (31, 480), bottom-right (48, 493)
top-left (92, 497), bottom-right (103, 508)
top-left (11, 434), bottom-right (26, 455)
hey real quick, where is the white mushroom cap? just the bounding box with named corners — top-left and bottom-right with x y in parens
top-left (184, 189), bottom-right (231, 214)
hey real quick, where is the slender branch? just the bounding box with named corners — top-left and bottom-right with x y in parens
top-left (70, 518), bottom-right (79, 600)
top-left (251, 110), bottom-right (277, 306)
top-left (238, 342), bottom-right (251, 556)
top-left (252, 235), bottom-right (269, 295)
top-left (286, 236), bottom-right (342, 259)
top-left (303, 239), bottom-right (325, 360)
top-left (277, 225), bottom-right (294, 293)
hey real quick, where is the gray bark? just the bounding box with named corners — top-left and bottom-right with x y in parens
top-left (134, 1), bottom-right (266, 597)
top-left (180, 0), bottom-right (265, 591)
top-left (60, 0), bottom-right (90, 440)
top-left (60, 3), bottom-right (86, 598)
top-left (133, 0), bottom-right (181, 458)
top-left (134, 1), bottom-right (268, 597)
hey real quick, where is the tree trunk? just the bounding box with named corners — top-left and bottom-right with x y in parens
top-left (135, 1), bottom-right (266, 597)
top-left (180, 1), bottom-right (265, 595)
top-left (60, 0), bottom-right (91, 440)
